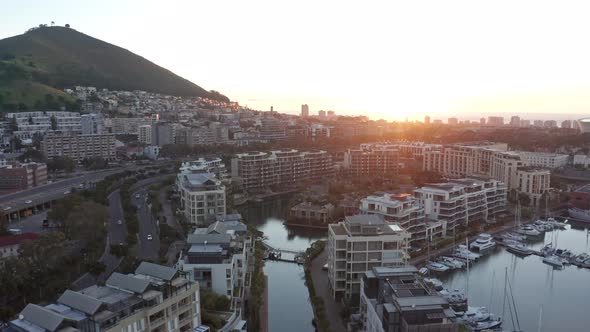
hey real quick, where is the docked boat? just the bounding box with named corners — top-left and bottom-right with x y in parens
top-left (574, 253), bottom-right (590, 265)
top-left (505, 240), bottom-right (532, 256)
top-left (424, 277), bottom-right (443, 291)
top-left (569, 208), bottom-right (590, 223)
top-left (533, 220), bottom-right (553, 232)
top-left (439, 289), bottom-right (468, 312)
top-left (454, 306), bottom-right (492, 323)
top-left (469, 233), bottom-right (496, 253)
top-left (440, 256), bottom-right (465, 269)
top-left (545, 217), bottom-right (568, 229)
top-left (426, 261), bottom-right (450, 272)
top-left (543, 255), bottom-right (564, 269)
top-left (500, 232), bottom-right (527, 242)
top-left (470, 318), bottom-right (502, 331)
top-left (453, 245), bottom-right (481, 261)
top-left (516, 224), bottom-right (542, 237)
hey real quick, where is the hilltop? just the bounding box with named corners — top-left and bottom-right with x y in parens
top-left (0, 26), bottom-right (228, 110)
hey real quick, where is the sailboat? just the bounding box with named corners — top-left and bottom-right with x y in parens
top-left (515, 201), bottom-right (542, 237)
top-left (542, 227), bottom-right (565, 269)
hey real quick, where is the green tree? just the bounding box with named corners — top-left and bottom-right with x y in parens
top-left (50, 115), bottom-right (57, 130)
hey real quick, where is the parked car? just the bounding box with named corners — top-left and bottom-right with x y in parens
top-left (24, 200), bottom-right (32, 204)
top-left (117, 219), bottom-right (123, 225)
top-left (147, 234), bottom-right (153, 241)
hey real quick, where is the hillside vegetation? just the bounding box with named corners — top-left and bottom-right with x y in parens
top-left (0, 26), bottom-right (228, 111)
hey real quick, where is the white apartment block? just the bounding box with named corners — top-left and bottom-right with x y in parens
top-left (10, 262), bottom-right (201, 332)
top-left (179, 157), bottom-right (230, 183)
top-left (327, 214), bottom-right (410, 301)
top-left (107, 117), bottom-right (153, 134)
top-left (413, 178), bottom-right (507, 233)
top-left (344, 145), bottom-right (399, 176)
top-left (41, 133), bottom-right (117, 162)
top-left (178, 173), bottom-right (226, 225)
top-left (573, 154), bottom-right (590, 168)
top-left (231, 149), bottom-right (333, 192)
top-left (517, 167), bottom-right (551, 206)
top-left (360, 193), bottom-right (444, 244)
top-left (518, 151), bottom-right (568, 169)
top-left (80, 113), bottom-right (104, 135)
top-left (360, 142), bottom-right (442, 159)
top-left (138, 124), bottom-right (152, 144)
top-left (7, 111), bottom-right (81, 139)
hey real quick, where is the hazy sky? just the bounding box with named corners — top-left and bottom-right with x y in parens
top-left (3, 0), bottom-right (590, 121)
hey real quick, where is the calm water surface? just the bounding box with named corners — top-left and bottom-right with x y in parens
top-left (239, 196), bottom-right (327, 332)
top-left (440, 223), bottom-right (590, 332)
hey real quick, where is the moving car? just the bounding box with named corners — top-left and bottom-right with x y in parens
top-left (117, 219), bottom-right (123, 225)
top-left (24, 200), bottom-right (32, 204)
top-left (147, 234), bottom-right (153, 241)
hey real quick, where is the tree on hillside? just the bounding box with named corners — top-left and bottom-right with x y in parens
top-left (50, 115), bottom-right (57, 130)
top-left (47, 156), bottom-right (75, 173)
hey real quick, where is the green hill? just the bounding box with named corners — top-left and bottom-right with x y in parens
top-left (0, 26), bottom-right (228, 111)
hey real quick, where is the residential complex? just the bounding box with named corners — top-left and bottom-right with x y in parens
top-left (0, 161), bottom-right (47, 192)
top-left (7, 111), bottom-right (82, 139)
top-left (289, 202), bottom-right (335, 223)
top-left (9, 262), bottom-right (201, 332)
top-left (517, 166), bottom-right (551, 206)
top-left (178, 173), bottom-right (226, 225)
top-left (413, 178), bottom-right (507, 232)
top-left (106, 117), bottom-right (153, 135)
top-left (138, 124), bottom-right (152, 144)
top-left (328, 214), bottom-right (410, 301)
top-left (80, 113), bottom-right (104, 135)
top-left (41, 132), bottom-right (117, 162)
top-left (517, 151), bottom-right (568, 169)
top-left (175, 123), bottom-right (230, 145)
top-left (231, 149), bottom-right (334, 192)
top-left (151, 121), bottom-right (175, 146)
top-left (179, 157), bottom-right (230, 183)
top-left (573, 154), bottom-right (590, 168)
top-left (360, 266), bottom-right (458, 332)
top-left (344, 144), bottom-right (399, 176)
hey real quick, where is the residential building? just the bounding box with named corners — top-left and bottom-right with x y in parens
top-left (573, 154), bottom-right (590, 168)
top-left (518, 151), bottom-right (568, 169)
top-left (510, 116), bottom-right (521, 127)
top-left (360, 266), bottom-right (458, 332)
top-left (179, 157), bottom-right (230, 183)
top-left (151, 121), bottom-right (175, 146)
top-left (107, 117), bottom-right (153, 135)
top-left (544, 120), bottom-right (558, 128)
top-left (231, 149), bottom-right (333, 192)
top-left (138, 124), bottom-right (152, 144)
top-left (175, 123), bottom-right (230, 145)
top-left (562, 120), bottom-right (573, 129)
top-left (177, 216), bottom-right (251, 302)
top-left (577, 118), bottom-right (590, 133)
top-left (365, 142), bottom-right (441, 159)
top-left (479, 117), bottom-right (486, 125)
top-left (520, 119), bottom-right (531, 127)
top-left (327, 214), bottom-right (410, 301)
top-left (308, 124), bottom-right (333, 140)
top-left (290, 202), bottom-right (335, 223)
top-left (41, 133), bottom-right (117, 162)
top-left (570, 184), bottom-right (590, 210)
top-left (533, 120), bottom-right (544, 127)
top-left (447, 117), bottom-right (458, 125)
top-left (0, 233), bottom-right (38, 258)
top-left (178, 173), bottom-right (226, 225)
top-left (259, 117), bottom-right (286, 141)
top-left (80, 113), bottom-right (104, 135)
top-left (424, 116), bottom-right (430, 125)
top-left (0, 161), bottom-right (47, 192)
top-left (9, 262), bottom-right (201, 332)
top-left (318, 110), bottom-right (326, 118)
top-left (360, 193), bottom-right (444, 244)
top-left (487, 116), bottom-right (504, 126)
top-left (144, 145), bottom-right (161, 160)
top-left (344, 145), bottom-right (399, 177)
top-left (517, 167), bottom-right (551, 206)
top-left (413, 178), bottom-right (507, 232)
top-left (7, 111), bottom-right (82, 139)
top-left (301, 104), bottom-right (309, 117)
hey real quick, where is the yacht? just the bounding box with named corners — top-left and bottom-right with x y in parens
top-left (516, 224), bottom-right (542, 237)
top-left (569, 207), bottom-right (590, 223)
top-left (543, 255), bottom-right (564, 269)
top-left (454, 306), bottom-right (492, 323)
top-left (426, 261), bottom-right (450, 272)
top-left (545, 217), bottom-right (568, 229)
top-left (505, 241), bottom-right (532, 256)
top-left (501, 232), bottom-right (527, 242)
top-left (471, 318), bottom-right (502, 331)
top-left (533, 220), bottom-right (553, 232)
top-left (439, 289), bottom-right (468, 312)
top-left (453, 245), bottom-right (481, 261)
top-left (440, 256), bottom-right (465, 269)
top-left (574, 253), bottom-right (590, 266)
top-left (424, 277), bottom-right (443, 290)
top-left (469, 233), bottom-right (496, 253)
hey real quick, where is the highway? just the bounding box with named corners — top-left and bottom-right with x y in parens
top-left (133, 189), bottom-right (160, 260)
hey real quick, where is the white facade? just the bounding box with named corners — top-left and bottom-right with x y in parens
top-left (573, 154), bottom-right (590, 168)
top-left (178, 173), bottom-right (226, 225)
top-left (143, 145), bottom-right (160, 160)
top-left (578, 118), bottom-right (590, 133)
top-left (179, 157), bottom-right (230, 183)
top-left (327, 215), bottom-right (410, 301)
top-left (517, 167), bottom-right (551, 206)
top-left (7, 111), bottom-right (81, 139)
top-left (518, 151), bottom-right (568, 169)
top-left (80, 113), bottom-right (104, 135)
top-left (138, 124), bottom-right (152, 144)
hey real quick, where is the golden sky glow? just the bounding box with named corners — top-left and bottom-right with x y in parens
top-left (3, 0), bottom-right (590, 120)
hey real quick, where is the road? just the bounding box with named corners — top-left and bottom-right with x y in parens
top-left (133, 189), bottom-right (160, 260)
top-left (310, 248), bottom-right (347, 332)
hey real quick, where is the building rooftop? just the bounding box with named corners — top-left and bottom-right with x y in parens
top-left (106, 272), bottom-right (150, 294)
top-left (0, 233), bottom-right (38, 247)
top-left (135, 261), bottom-right (177, 281)
top-left (57, 290), bottom-right (102, 316)
top-left (187, 233), bottom-right (232, 245)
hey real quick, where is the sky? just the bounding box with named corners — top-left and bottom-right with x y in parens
top-left (2, 0), bottom-right (590, 121)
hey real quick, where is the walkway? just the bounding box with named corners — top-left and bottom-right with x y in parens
top-left (310, 248), bottom-right (347, 332)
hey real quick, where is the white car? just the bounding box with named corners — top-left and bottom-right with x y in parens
top-left (147, 234), bottom-right (153, 241)
top-left (3, 206), bottom-right (11, 211)
top-left (117, 219), bottom-right (123, 225)
top-left (25, 200), bottom-right (32, 204)
top-left (64, 191), bottom-right (71, 195)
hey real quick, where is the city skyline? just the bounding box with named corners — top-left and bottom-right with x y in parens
top-left (4, 1), bottom-right (590, 121)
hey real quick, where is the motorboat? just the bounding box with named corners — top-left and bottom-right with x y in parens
top-left (545, 217), bottom-right (568, 229)
top-left (505, 241), bottom-right (532, 256)
top-left (426, 261), bottom-right (450, 272)
top-left (543, 255), bottom-right (564, 269)
top-left (574, 253), bottom-right (590, 265)
top-left (418, 267), bottom-right (429, 275)
top-left (500, 232), bottom-right (527, 242)
top-left (569, 208), bottom-right (590, 223)
top-left (516, 224), bottom-right (542, 237)
top-left (533, 220), bottom-right (553, 232)
top-left (424, 277), bottom-right (443, 291)
top-left (471, 318), bottom-right (502, 331)
top-left (455, 306), bottom-right (492, 323)
top-left (439, 289), bottom-right (468, 312)
top-left (440, 256), bottom-right (465, 269)
top-left (453, 245), bottom-right (481, 261)
top-left (541, 243), bottom-right (555, 256)
top-left (469, 233), bottom-right (496, 253)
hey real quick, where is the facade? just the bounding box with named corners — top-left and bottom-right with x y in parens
top-left (570, 184), bottom-right (590, 210)
top-left (289, 202), bottom-right (335, 223)
top-left (231, 149), bottom-right (334, 192)
top-left (327, 214), bottom-right (410, 301)
top-left (80, 113), bottom-right (104, 135)
top-left (151, 122), bottom-right (175, 146)
top-left (10, 262), bottom-right (201, 332)
top-left (7, 111), bottom-right (82, 139)
top-left (360, 266), bottom-right (458, 332)
top-left (176, 123), bottom-right (230, 145)
top-left (107, 117), bottom-right (153, 134)
top-left (138, 124), bottom-right (152, 144)
top-left (259, 117), bottom-right (286, 141)
top-left (301, 104), bottom-right (309, 117)
top-left (344, 145), bottom-right (399, 177)
top-left (517, 167), bottom-right (551, 206)
top-left (0, 162), bottom-right (47, 192)
top-left (41, 133), bottom-right (117, 162)
top-left (413, 178), bottom-right (507, 232)
top-left (177, 217), bottom-right (251, 303)
top-left (179, 157), bottom-right (230, 183)
top-left (573, 154), bottom-right (590, 168)
top-left (178, 173), bottom-right (226, 225)
top-left (518, 151), bottom-right (568, 169)
top-left (578, 118), bottom-right (590, 133)
top-left (487, 116), bottom-right (504, 126)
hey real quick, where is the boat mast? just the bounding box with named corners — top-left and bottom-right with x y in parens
top-left (465, 238), bottom-right (469, 298)
top-left (537, 304), bottom-right (543, 332)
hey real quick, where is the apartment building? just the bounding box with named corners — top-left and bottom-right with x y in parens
top-left (231, 149), bottom-right (333, 192)
top-left (573, 154), bottom-right (590, 168)
top-left (41, 133), bottom-right (117, 162)
top-left (138, 124), bottom-right (152, 144)
top-left (290, 202), bottom-right (335, 223)
top-left (106, 117), bottom-right (153, 134)
top-left (413, 178), bottom-right (507, 233)
top-left (178, 173), bottom-right (226, 225)
top-left (360, 193), bottom-right (444, 245)
top-left (9, 262), bottom-right (201, 332)
top-left (0, 161), bottom-right (47, 192)
top-left (80, 113), bottom-right (104, 135)
top-left (518, 151), bottom-right (568, 169)
top-left (179, 157), bottom-right (230, 183)
top-left (259, 117), bottom-right (286, 141)
top-left (7, 111), bottom-right (82, 139)
top-left (177, 216), bottom-right (251, 302)
top-left (343, 145), bottom-right (399, 177)
top-left (175, 123), bottom-right (230, 145)
top-left (327, 214), bottom-right (410, 301)
top-left (360, 266), bottom-right (458, 332)
top-left (517, 167), bottom-right (551, 206)
top-left (151, 121), bottom-right (175, 146)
